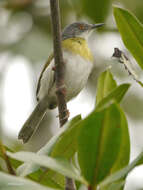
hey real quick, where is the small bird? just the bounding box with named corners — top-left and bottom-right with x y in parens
top-left (18, 21), bottom-right (104, 143)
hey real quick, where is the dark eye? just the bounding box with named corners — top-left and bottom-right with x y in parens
top-left (79, 24), bottom-right (85, 30)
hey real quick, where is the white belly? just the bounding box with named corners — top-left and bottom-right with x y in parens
top-left (64, 51), bottom-right (93, 100)
top-left (37, 51), bottom-right (93, 109)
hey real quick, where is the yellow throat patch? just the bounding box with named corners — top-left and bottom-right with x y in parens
top-left (62, 37), bottom-right (94, 62)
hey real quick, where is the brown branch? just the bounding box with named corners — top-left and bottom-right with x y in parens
top-left (49, 1), bottom-right (75, 190)
top-left (0, 140), bottom-right (16, 175)
top-left (65, 177), bottom-right (76, 190)
top-left (50, 0), bottom-right (68, 127)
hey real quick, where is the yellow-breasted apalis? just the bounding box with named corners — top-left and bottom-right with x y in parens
top-left (18, 22), bottom-right (104, 143)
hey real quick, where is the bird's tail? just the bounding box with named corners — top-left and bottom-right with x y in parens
top-left (18, 99), bottom-right (48, 143)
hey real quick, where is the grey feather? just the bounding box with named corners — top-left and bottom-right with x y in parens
top-left (18, 97), bottom-right (49, 143)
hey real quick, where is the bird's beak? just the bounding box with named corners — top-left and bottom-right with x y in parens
top-left (91, 23), bottom-right (104, 29)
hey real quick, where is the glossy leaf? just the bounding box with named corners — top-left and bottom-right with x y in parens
top-left (8, 151), bottom-right (87, 184)
top-left (0, 171), bottom-right (55, 190)
top-left (17, 115), bottom-right (81, 177)
top-left (99, 151), bottom-right (143, 189)
top-left (77, 103), bottom-right (130, 188)
top-left (114, 7), bottom-right (143, 70)
top-left (50, 116), bottom-right (81, 159)
top-left (96, 70), bottom-right (117, 104)
top-left (96, 83), bottom-right (130, 110)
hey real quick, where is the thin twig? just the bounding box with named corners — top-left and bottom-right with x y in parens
top-left (0, 140), bottom-right (16, 175)
top-left (49, 1), bottom-right (75, 190)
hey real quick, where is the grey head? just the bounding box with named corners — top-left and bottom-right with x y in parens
top-left (62, 22), bottom-right (104, 40)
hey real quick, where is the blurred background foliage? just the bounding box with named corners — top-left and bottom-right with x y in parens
top-left (0, 0), bottom-right (143, 189)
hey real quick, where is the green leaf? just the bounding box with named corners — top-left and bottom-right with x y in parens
top-left (96, 70), bottom-right (117, 104)
top-left (33, 116), bottom-right (82, 186)
top-left (17, 115), bottom-right (81, 177)
top-left (50, 116), bottom-right (82, 159)
top-left (77, 103), bottom-right (130, 188)
top-left (0, 171), bottom-right (56, 190)
top-left (39, 114), bottom-right (81, 157)
top-left (82, 0), bottom-right (112, 22)
top-left (28, 169), bottom-right (64, 189)
top-left (8, 152), bottom-right (87, 184)
top-left (113, 7), bottom-right (143, 70)
top-left (102, 181), bottom-right (125, 190)
top-left (96, 83), bottom-right (130, 110)
top-left (99, 151), bottom-right (143, 189)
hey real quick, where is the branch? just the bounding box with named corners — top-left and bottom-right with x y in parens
top-left (65, 177), bottom-right (76, 190)
top-left (0, 140), bottom-right (16, 175)
top-left (50, 1), bottom-right (75, 190)
top-left (50, 0), bottom-right (68, 127)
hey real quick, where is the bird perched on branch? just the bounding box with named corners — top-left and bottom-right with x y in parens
top-left (18, 22), bottom-right (104, 143)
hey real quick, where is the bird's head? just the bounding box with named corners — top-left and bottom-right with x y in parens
top-left (62, 22), bottom-right (104, 40)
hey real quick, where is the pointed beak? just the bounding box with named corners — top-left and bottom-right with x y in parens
top-left (91, 23), bottom-right (104, 29)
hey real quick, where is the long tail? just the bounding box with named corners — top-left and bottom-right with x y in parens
top-left (18, 99), bottom-right (48, 143)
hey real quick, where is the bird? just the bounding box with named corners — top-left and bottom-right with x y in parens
top-left (18, 21), bottom-right (104, 143)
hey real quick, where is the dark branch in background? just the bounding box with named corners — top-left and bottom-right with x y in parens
top-left (0, 140), bottom-right (16, 175)
top-left (49, 1), bottom-right (75, 190)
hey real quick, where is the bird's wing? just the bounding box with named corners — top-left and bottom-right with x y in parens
top-left (36, 53), bottom-right (54, 101)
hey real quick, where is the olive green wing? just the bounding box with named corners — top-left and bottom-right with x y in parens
top-left (36, 53), bottom-right (54, 101)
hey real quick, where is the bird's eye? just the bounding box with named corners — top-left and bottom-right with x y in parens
top-left (79, 24), bottom-right (84, 30)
